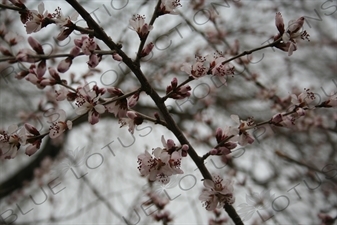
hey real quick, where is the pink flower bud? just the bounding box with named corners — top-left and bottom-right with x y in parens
top-left (87, 54), bottom-right (99, 68)
top-left (271, 113), bottom-right (283, 124)
top-left (275, 12), bottom-right (285, 34)
top-left (112, 53), bottom-right (123, 61)
top-left (181, 144), bottom-right (189, 157)
top-left (70, 46), bottom-right (81, 57)
top-left (57, 28), bottom-right (74, 41)
top-left (140, 42), bottom-right (154, 57)
top-left (25, 145), bottom-right (38, 156)
top-left (48, 67), bottom-right (61, 82)
top-left (25, 123), bottom-right (40, 135)
top-left (28, 36), bottom-right (44, 54)
top-left (128, 92), bottom-right (140, 108)
top-left (0, 46), bottom-right (12, 56)
top-left (209, 148), bottom-right (220, 155)
top-left (36, 60), bottom-right (46, 78)
top-left (16, 49), bottom-right (38, 63)
top-left (171, 77), bottom-right (178, 88)
top-left (15, 70), bottom-right (29, 79)
top-left (57, 58), bottom-right (72, 73)
top-left (166, 139), bottom-right (175, 149)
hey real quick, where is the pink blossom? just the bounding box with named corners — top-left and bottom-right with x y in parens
top-left (181, 56), bottom-right (209, 79)
top-left (119, 111), bottom-right (144, 134)
top-left (274, 12), bottom-right (310, 56)
top-left (199, 175), bottom-right (235, 211)
top-left (75, 36), bottom-right (97, 55)
top-left (206, 54), bottom-right (235, 78)
top-left (25, 3), bottom-right (50, 34)
top-left (54, 7), bottom-right (78, 40)
top-left (48, 109), bottom-right (72, 139)
top-left (105, 87), bottom-right (128, 118)
top-left (75, 85), bottom-right (106, 125)
top-left (54, 8), bottom-right (79, 27)
top-left (0, 125), bottom-right (26, 159)
top-left (137, 135), bottom-right (186, 184)
top-left (159, 0), bottom-right (182, 15)
top-left (231, 115), bottom-right (254, 146)
top-left (129, 14), bottom-right (153, 39)
top-left (25, 64), bottom-right (49, 89)
top-left (211, 126), bottom-right (239, 155)
top-left (55, 86), bottom-right (68, 101)
top-left (166, 77), bottom-right (191, 99)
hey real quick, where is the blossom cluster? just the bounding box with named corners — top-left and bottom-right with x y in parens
top-left (11, 1), bottom-right (79, 38)
top-left (0, 124), bottom-right (42, 159)
top-left (274, 12), bottom-right (310, 56)
top-left (199, 175), bottom-right (235, 211)
top-left (210, 114), bottom-right (255, 156)
top-left (270, 88), bottom-right (337, 128)
top-left (137, 136), bottom-right (188, 184)
top-left (181, 53), bottom-right (235, 81)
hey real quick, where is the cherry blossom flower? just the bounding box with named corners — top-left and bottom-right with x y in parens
top-left (48, 109), bottom-right (72, 139)
top-left (290, 88), bottom-right (316, 116)
top-left (206, 54), bottom-right (235, 78)
top-left (25, 64), bottom-right (48, 89)
top-left (75, 36), bottom-right (96, 55)
top-left (210, 127), bottom-right (238, 156)
top-left (55, 86), bottom-right (68, 101)
top-left (129, 14), bottom-right (153, 39)
top-left (74, 36), bottom-right (102, 68)
top-left (105, 87), bottom-right (128, 118)
top-left (53, 7), bottom-right (78, 41)
top-left (119, 111), bottom-right (144, 134)
top-left (291, 88), bottom-right (316, 107)
top-left (25, 2), bottom-right (50, 34)
top-left (274, 12), bottom-right (310, 56)
top-left (0, 125), bottom-right (26, 159)
top-left (181, 56), bottom-right (209, 79)
top-left (271, 113), bottom-right (296, 128)
top-left (158, 0), bottom-right (182, 15)
top-left (231, 115), bottom-right (255, 146)
top-left (199, 175), bottom-right (235, 211)
top-left (166, 77), bottom-right (191, 99)
top-left (75, 85), bottom-right (106, 125)
top-left (137, 135), bottom-right (187, 184)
